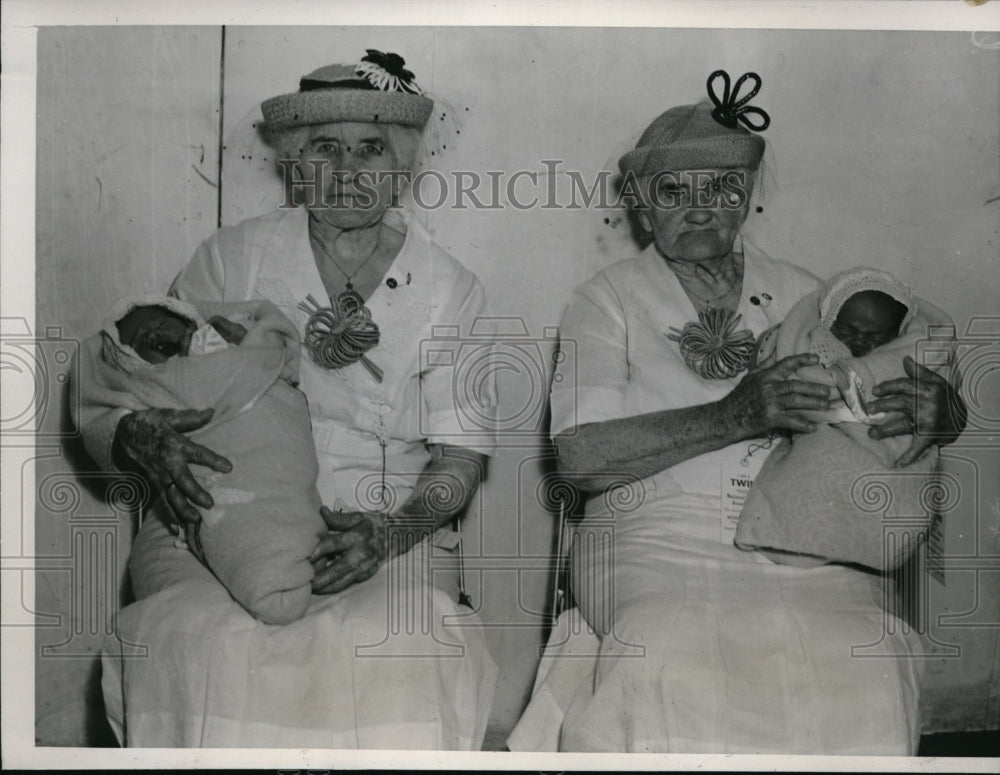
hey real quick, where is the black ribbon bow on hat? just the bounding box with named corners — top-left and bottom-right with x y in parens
top-left (356, 49), bottom-right (423, 94)
top-left (707, 70), bottom-right (770, 131)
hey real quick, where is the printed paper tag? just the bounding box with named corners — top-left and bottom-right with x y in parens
top-left (720, 437), bottom-right (772, 541)
top-left (721, 471), bottom-right (753, 539)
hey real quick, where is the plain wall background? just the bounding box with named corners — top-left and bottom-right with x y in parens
top-left (33, 26), bottom-right (999, 746)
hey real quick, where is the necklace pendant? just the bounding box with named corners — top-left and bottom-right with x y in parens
top-left (332, 287), bottom-right (368, 317)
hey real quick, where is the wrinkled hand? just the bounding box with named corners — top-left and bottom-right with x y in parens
top-left (868, 355), bottom-right (968, 467)
top-left (310, 507), bottom-right (387, 595)
top-left (721, 353), bottom-right (832, 437)
top-left (114, 408), bottom-right (232, 525)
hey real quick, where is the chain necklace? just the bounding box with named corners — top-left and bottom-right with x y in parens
top-left (683, 282), bottom-right (742, 311)
top-left (310, 224), bottom-right (384, 299)
top-left (668, 251), bottom-right (744, 312)
top-left (300, 224), bottom-right (385, 383)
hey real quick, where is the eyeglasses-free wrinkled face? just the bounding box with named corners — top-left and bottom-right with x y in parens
top-left (636, 168), bottom-right (755, 264)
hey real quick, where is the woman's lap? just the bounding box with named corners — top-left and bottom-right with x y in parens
top-left (106, 512), bottom-right (496, 748)
top-left (567, 598), bottom-right (921, 753)
top-left (560, 504), bottom-right (922, 753)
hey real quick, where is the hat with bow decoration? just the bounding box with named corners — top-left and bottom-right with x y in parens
top-left (619, 70), bottom-right (771, 177)
top-left (260, 50), bottom-right (434, 138)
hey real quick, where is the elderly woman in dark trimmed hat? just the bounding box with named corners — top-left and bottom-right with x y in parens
top-left (79, 52), bottom-right (499, 749)
top-left (509, 73), bottom-right (966, 754)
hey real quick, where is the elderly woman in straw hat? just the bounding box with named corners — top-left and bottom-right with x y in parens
top-left (508, 72), bottom-right (966, 754)
top-left (83, 51), bottom-right (499, 749)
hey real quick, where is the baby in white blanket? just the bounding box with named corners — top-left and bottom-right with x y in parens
top-left (96, 297), bottom-right (326, 624)
top-left (114, 301), bottom-right (251, 561)
top-left (115, 302), bottom-right (250, 365)
top-left (737, 267), bottom-right (954, 571)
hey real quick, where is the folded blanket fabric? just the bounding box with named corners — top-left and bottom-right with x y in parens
top-left (737, 289), bottom-right (955, 571)
top-left (84, 296), bottom-right (325, 624)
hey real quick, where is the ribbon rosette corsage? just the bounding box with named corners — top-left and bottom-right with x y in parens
top-left (667, 307), bottom-right (755, 380)
top-left (299, 292), bottom-right (384, 383)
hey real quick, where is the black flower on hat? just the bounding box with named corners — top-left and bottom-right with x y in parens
top-left (356, 49), bottom-right (423, 94)
top-left (707, 70), bottom-right (770, 131)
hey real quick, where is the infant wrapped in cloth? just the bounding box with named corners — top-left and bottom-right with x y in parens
top-left (89, 296), bottom-right (325, 624)
top-left (736, 267), bottom-right (955, 571)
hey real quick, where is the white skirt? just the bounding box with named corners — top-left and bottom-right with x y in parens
top-left (102, 512), bottom-right (497, 749)
top-left (509, 493), bottom-right (922, 754)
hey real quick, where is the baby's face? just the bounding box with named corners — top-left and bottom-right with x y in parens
top-left (116, 306), bottom-right (196, 364)
top-left (830, 291), bottom-right (907, 357)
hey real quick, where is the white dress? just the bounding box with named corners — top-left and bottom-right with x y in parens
top-left (507, 237), bottom-right (923, 754)
top-left (99, 206), bottom-right (499, 748)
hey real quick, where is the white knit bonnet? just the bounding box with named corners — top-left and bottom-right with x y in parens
top-left (819, 266), bottom-right (916, 331)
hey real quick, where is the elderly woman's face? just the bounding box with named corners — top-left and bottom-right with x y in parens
top-left (297, 122), bottom-right (406, 228)
top-left (638, 168), bottom-right (753, 263)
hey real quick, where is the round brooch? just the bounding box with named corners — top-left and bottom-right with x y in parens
top-left (667, 307), bottom-right (755, 380)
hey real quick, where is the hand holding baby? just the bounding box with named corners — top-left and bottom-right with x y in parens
top-left (869, 355), bottom-right (967, 467)
top-left (113, 407), bottom-right (233, 525)
top-left (721, 352), bottom-right (832, 438)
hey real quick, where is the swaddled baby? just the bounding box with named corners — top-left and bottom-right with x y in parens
top-left (115, 303), bottom-right (250, 365)
top-left (97, 297), bottom-right (326, 624)
top-left (736, 267), bottom-right (955, 571)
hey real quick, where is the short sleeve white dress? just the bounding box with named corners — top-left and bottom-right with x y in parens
top-left (99, 205), bottom-right (499, 748)
top-left (508, 236), bottom-right (923, 754)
